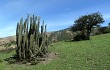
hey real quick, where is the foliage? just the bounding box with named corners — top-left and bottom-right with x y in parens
top-left (108, 23), bottom-right (110, 26)
top-left (15, 15), bottom-right (48, 62)
top-left (10, 41), bottom-right (16, 45)
top-left (3, 43), bottom-right (11, 50)
top-left (48, 28), bottom-right (74, 42)
top-left (71, 12), bottom-right (104, 40)
top-left (99, 26), bottom-right (110, 34)
top-left (3, 43), bottom-right (11, 47)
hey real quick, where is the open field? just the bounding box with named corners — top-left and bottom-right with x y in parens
top-left (0, 33), bottom-right (110, 70)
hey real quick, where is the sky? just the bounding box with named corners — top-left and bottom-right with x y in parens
top-left (0, 0), bottom-right (110, 38)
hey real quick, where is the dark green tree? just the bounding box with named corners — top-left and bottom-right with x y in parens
top-left (108, 23), bottom-right (110, 26)
top-left (71, 12), bottom-right (104, 40)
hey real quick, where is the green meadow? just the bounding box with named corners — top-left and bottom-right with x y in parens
top-left (0, 33), bottom-right (110, 70)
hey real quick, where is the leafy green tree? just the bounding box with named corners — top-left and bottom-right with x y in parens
top-left (71, 12), bottom-right (104, 40)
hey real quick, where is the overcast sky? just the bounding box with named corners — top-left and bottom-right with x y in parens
top-left (0, 0), bottom-right (110, 37)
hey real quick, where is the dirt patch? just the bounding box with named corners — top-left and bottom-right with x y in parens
top-left (4, 52), bottom-right (59, 65)
top-left (40, 52), bottom-right (59, 65)
top-left (0, 45), bottom-right (16, 52)
top-left (0, 46), bottom-right (5, 50)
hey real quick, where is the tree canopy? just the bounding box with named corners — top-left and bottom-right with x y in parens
top-left (71, 12), bottom-right (104, 40)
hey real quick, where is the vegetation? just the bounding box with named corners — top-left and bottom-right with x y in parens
top-left (0, 33), bottom-right (110, 70)
top-left (99, 26), bottom-right (110, 34)
top-left (3, 43), bottom-right (11, 49)
top-left (10, 41), bottom-right (16, 45)
top-left (15, 15), bottom-right (48, 63)
top-left (108, 22), bottom-right (110, 26)
top-left (48, 28), bottom-right (74, 42)
top-left (71, 12), bottom-right (104, 40)
top-left (48, 26), bottom-right (110, 42)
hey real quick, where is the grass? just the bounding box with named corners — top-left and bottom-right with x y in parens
top-left (0, 33), bottom-right (110, 70)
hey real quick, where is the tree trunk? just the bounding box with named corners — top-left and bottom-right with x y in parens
top-left (86, 30), bottom-right (90, 40)
top-left (86, 26), bottom-right (92, 40)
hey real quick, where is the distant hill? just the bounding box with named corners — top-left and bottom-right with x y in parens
top-left (48, 26), bottom-right (110, 42)
top-left (0, 26), bottom-right (110, 45)
top-left (48, 28), bottom-right (74, 42)
top-left (0, 36), bottom-right (16, 46)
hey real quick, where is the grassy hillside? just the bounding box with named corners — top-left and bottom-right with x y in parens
top-left (0, 33), bottom-right (110, 70)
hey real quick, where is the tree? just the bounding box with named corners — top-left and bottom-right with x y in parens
top-left (108, 23), bottom-right (110, 26)
top-left (71, 12), bottom-right (104, 40)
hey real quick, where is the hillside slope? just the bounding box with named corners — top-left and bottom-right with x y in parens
top-left (0, 33), bottom-right (110, 70)
top-left (0, 36), bottom-right (16, 46)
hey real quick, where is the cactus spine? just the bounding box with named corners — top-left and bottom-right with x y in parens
top-left (16, 15), bottom-right (48, 61)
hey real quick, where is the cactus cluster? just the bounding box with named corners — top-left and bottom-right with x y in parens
top-left (16, 15), bottom-right (48, 61)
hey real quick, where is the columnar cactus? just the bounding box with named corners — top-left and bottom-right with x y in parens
top-left (16, 15), bottom-right (48, 61)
